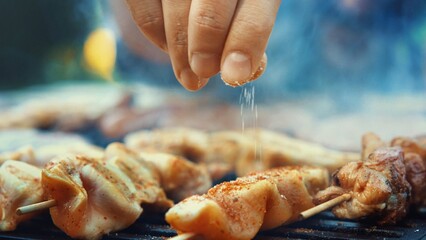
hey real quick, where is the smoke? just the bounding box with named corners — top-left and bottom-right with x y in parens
top-left (262, 0), bottom-right (426, 105)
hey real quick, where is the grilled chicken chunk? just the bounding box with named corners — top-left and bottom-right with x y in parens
top-left (166, 166), bottom-right (329, 240)
top-left (314, 147), bottom-right (410, 225)
top-left (139, 152), bottom-right (211, 201)
top-left (205, 131), bottom-right (257, 179)
top-left (42, 156), bottom-right (142, 240)
top-left (125, 128), bottom-right (209, 162)
top-left (241, 129), bottom-right (359, 176)
top-left (362, 133), bottom-right (426, 207)
top-left (104, 143), bottom-right (173, 210)
top-left (0, 146), bottom-right (35, 166)
top-left (125, 128), bottom-right (358, 179)
top-left (0, 142), bottom-right (103, 168)
top-left (0, 161), bottom-right (43, 231)
top-left (105, 143), bottom-right (211, 203)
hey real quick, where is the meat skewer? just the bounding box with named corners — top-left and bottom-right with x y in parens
top-left (166, 166), bottom-right (329, 240)
top-left (13, 143), bottom-right (211, 239)
top-left (168, 192), bottom-right (352, 240)
top-left (41, 155), bottom-right (143, 239)
top-left (362, 133), bottom-right (426, 208)
top-left (124, 127), bottom-right (359, 179)
top-left (299, 193), bottom-right (352, 220)
top-left (314, 147), bottom-right (411, 225)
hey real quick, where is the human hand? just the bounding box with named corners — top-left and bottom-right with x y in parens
top-left (126, 0), bottom-right (281, 91)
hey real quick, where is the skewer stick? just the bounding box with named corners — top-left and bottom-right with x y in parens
top-left (299, 193), bottom-right (351, 220)
top-left (16, 199), bottom-right (57, 215)
top-left (169, 194), bottom-right (352, 239)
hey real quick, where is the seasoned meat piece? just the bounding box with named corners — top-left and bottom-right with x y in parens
top-left (391, 137), bottom-right (426, 160)
top-left (0, 146), bottom-right (35, 166)
top-left (403, 153), bottom-right (426, 207)
top-left (241, 129), bottom-right (359, 176)
top-left (105, 143), bottom-right (210, 204)
top-left (125, 128), bottom-right (358, 179)
top-left (0, 143), bottom-right (103, 168)
top-left (362, 133), bottom-right (426, 207)
top-left (104, 143), bottom-right (173, 210)
top-left (361, 132), bottom-right (386, 160)
top-left (0, 161), bottom-right (43, 231)
top-left (35, 143), bottom-right (104, 166)
top-left (124, 128), bottom-right (209, 162)
top-left (166, 166), bottom-right (329, 240)
top-left (140, 152), bottom-right (212, 201)
top-left (314, 147), bottom-right (410, 225)
top-left (0, 85), bottom-right (130, 131)
top-left (204, 131), bottom-right (257, 179)
top-left (42, 156), bottom-right (142, 240)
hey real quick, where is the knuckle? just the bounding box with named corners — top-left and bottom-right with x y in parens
top-left (137, 13), bottom-right (164, 31)
top-left (173, 27), bottom-right (188, 46)
top-left (194, 10), bottom-right (227, 32)
top-left (235, 17), bottom-right (273, 36)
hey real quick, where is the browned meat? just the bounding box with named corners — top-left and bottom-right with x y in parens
top-left (391, 137), bottom-right (426, 160)
top-left (361, 132), bottom-right (386, 160)
top-left (362, 133), bottom-right (426, 207)
top-left (314, 147), bottom-right (411, 225)
top-left (166, 166), bottom-right (329, 240)
top-left (402, 153), bottom-right (426, 207)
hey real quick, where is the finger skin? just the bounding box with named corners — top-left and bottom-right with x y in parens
top-left (221, 0), bottom-right (281, 86)
top-left (126, 0), bottom-right (167, 51)
top-left (222, 53), bottom-right (267, 87)
top-left (162, 0), bottom-right (209, 91)
top-left (188, 0), bottom-right (238, 78)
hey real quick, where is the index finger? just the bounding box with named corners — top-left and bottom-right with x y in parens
top-left (221, 0), bottom-right (281, 86)
top-left (126, 0), bottom-right (167, 51)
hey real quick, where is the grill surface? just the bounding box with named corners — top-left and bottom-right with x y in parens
top-left (1, 211), bottom-right (425, 240)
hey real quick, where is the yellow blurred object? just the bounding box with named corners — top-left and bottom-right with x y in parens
top-left (83, 28), bottom-right (116, 81)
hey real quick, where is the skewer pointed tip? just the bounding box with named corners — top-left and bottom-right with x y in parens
top-left (300, 193), bottom-right (351, 220)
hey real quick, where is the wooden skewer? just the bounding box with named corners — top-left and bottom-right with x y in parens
top-left (17, 195), bottom-right (349, 236)
top-left (168, 194), bottom-right (351, 240)
top-left (299, 193), bottom-right (351, 220)
top-left (16, 199), bottom-right (57, 216)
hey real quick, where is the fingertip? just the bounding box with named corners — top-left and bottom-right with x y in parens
top-left (250, 52), bottom-right (267, 81)
top-left (179, 68), bottom-right (209, 91)
top-left (220, 51), bottom-right (252, 86)
top-left (220, 52), bottom-right (267, 87)
top-left (189, 52), bottom-right (220, 78)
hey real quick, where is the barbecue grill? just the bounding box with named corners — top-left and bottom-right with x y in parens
top-left (2, 210), bottom-right (425, 240)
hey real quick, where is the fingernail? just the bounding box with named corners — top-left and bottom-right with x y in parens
top-left (221, 51), bottom-right (252, 86)
top-left (190, 52), bottom-right (218, 78)
top-left (180, 68), bottom-right (209, 91)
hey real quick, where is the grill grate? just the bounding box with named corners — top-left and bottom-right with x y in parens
top-left (1, 211), bottom-right (425, 240)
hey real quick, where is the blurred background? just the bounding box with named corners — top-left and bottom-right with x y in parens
top-left (0, 0), bottom-right (425, 150)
